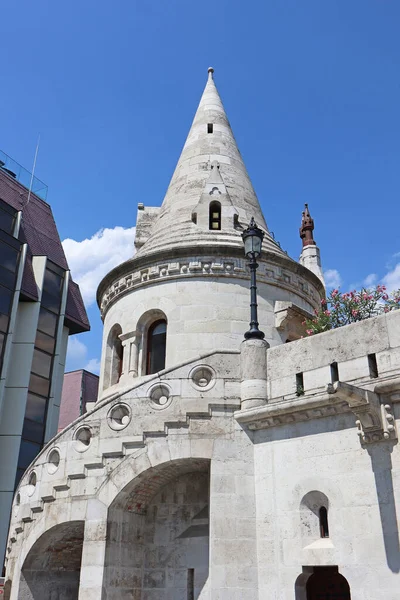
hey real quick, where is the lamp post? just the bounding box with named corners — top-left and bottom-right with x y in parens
top-left (242, 217), bottom-right (265, 340)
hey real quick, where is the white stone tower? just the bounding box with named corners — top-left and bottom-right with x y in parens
top-left (96, 68), bottom-right (324, 397)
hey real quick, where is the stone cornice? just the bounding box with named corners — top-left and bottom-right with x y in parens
top-left (97, 245), bottom-right (325, 318)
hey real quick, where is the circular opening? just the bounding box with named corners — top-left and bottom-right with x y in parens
top-left (74, 426), bottom-right (92, 452)
top-left (149, 384), bottom-right (172, 409)
top-left (108, 403), bottom-right (131, 430)
top-left (47, 449), bottom-right (61, 474)
top-left (190, 365), bottom-right (215, 390)
top-left (27, 471), bottom-right (37, 496)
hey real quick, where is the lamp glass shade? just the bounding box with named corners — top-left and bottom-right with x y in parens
top-left (242, 221), bottom-right (264, 258)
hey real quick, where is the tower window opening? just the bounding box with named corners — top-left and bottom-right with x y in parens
top-left (319, 506), bottom-right (329, 538)
top-left (296, 372), bottom-right (304, 396)
top-left (207, 123), bottom-right (213, 133)
top-left (368, 353), bottom-right (378, 378)
top-left (209, 201), bottom-right (221, 230)
top-left (146, 319), bottom-right (167, 375)
top-left (330, 362), bottom-right (339, 383)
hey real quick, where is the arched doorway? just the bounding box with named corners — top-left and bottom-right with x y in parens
top-left (306, 566), bottom-right (351, 600)
top-left (19, 521), bottom-right (84, 599)
top-left (103, 458), bottom-right (210, 599)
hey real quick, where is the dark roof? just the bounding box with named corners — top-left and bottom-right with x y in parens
top-left (0, 169), bottom-right (89, 333)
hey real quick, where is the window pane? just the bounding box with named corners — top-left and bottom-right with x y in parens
top-left (0, 208), bottom-right (15, 235)
top-left (35, 330), bottom-right (56, 354)
top-left (0, 241), bottom-right (18, 272)
top-left (0, 264), bottom-right (16, 289)
top-left (43, 268), bottom-right (63, 297)
top-left (31, 348), bottom-right (52, 379)
top-left (37, 307), bottom-right (57, 337)
top-left (41, 290), bottom-right (61, 313)
top-left (0, 311), bottom-right (9, 333)
top-left (0, 285), bottom-right (13, 316)
top-left (0, 331), bottom-right (4, 363)
top-left (153, 322), bottom-right (167, 335)
top-left (29, 373), bottom-right (50, 397)
top-left (22, 419), bottom-right (45, 444)
top-left (17, 439), bottom-right (41, 470)
top-left (25, 393), bottom-right (47, 423)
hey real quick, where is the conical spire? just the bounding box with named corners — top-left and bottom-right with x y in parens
top-left (135, 68), bottom-right (286, 259)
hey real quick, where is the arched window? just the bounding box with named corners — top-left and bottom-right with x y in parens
top-left (146, 320), bottom-right (167, 375)
top-left (105, 324), bottom-right (123, 388)
top-left (209, 201), bottom-right (221, 230)
top-left (319, 506), bottom-right (329, 538)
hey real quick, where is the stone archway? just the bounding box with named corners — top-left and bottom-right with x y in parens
top-left (296, 566), bottom-right (351, 600)
top-left (19, 521), bottom-right (84, 600)
top-left (103, 458), bottom-right (210, 599)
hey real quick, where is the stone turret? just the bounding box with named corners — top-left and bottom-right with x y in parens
top-left (299, 203), bottom-right (325, 287)
top-left (96, 70), bottom-right (324, 398)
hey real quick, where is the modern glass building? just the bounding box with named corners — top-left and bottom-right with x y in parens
top-left (0, 152), bottom-right (89, 570)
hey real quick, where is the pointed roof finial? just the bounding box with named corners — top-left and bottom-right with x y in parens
top-left (300, 203), bottom-right (316, 247)
top-left (208, 66), bottom-right (214, 79)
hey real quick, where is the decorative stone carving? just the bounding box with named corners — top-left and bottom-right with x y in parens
top-left (73, 426), bottom-right (92, 452)
top-left (327, 381), bottom-right (398, 444)
top-left (107, 403), bottom-right (131, 431)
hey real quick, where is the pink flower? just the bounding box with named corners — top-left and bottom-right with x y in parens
top-left (321, 298), bottom-right (327, 305)
top-left (382, 294), bottom-right (388, 301)
top-left (384, 306), bottom-right (390, 313)
top-left (324, 310), bottom-right (331, 316)
top-left (306, 329), bottom-right (313, 336)
top-left (352, 309), bottom-right (359, 317)
top-left (331, 289), bottom-right (339, 297)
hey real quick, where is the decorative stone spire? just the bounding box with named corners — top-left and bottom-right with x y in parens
top-left (299, 203), bottom-right (325, 287)
top-left (134, 68), bottom-right (287, 260)
top-left (300, 203), bottom-right (316, 247)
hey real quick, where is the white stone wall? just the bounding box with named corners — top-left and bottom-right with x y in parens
top-left (98, 273), bottom-right (318, 398)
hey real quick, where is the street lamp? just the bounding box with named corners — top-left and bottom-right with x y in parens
top-left (242, 217), bottom-right (265, 340)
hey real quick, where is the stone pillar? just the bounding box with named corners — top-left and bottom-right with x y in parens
top-left (119, 331), bottom-right (139, 380)
top-left (299, 244), bottom-right (325, 287)
top-left (78, 500), bottom-right (108, 600)
top-left (240, 338), bottom-right (269, 410)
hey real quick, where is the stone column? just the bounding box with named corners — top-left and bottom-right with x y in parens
top-left (78, 500), bottom-right (108, 600)
top-left (240, 338), bottom-right (269, 410)
top-left (118, 331), bottom-right (139, 381)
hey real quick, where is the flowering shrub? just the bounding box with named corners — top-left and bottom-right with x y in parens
top-left (303, 285), bottom-right (400, 336)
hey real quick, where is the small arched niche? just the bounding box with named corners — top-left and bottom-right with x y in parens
top-left (104, 324), bottom-right (123, 389)
top-left (300, 490), bottom-right (331, 546)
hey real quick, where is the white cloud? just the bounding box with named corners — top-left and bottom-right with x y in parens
top-left (363, 273), bottom-right (377, 287)
top-left (66, 336), bottom-right (87, 365)
top-left (382, 263), bottom-right (400, 293)
top-left (84, 358), bottom-right (101, 375)
top-left (62, 226), bottom-right (136, 307)
top-left (324, 269), bottom-right (342, 289)
top-left (66, 336), bottom-right (100, 373)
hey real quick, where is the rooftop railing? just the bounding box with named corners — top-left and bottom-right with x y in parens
top-left (0, 149), bottom-right (48, 201)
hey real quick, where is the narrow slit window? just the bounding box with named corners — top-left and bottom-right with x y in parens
top-left (330, 362), bottom-right (339, 383)
top-left (368, 353), bottom-right (378, 378)
top-left (209, 201), bottom-right (221, 230)
top-left (319, 506), bottom-right (329, 538)
top-left (187, 568), bottom-right (194, 600)
top-left (207, 123), bottom-right (213, 133)
top-left (296, 372), bottom-right (304, 396)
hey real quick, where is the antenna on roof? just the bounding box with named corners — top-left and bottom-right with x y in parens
top-left (24, 134), bottom-right (40, 206)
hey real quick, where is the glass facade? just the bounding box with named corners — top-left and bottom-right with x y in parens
top-left (0, 200), bottom-right (21, 376)
top-left (15, 260), bottom-right (65, 486)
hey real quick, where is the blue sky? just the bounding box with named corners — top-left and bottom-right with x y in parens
top-left (1, 0), bottom-right (400, 373)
